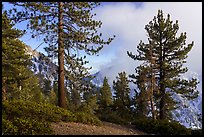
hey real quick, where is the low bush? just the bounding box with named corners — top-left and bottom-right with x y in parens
top-left (191, 129), bottom-right (202, 135)
top-left (2, 118), bottom-right (18, 135)
top-left (3, 99), bottom-right (76, 123)
top-left (75, 112), bottom-right (102, 126)
top-left (132, 118), bottom-right (191, 135)
top-left (97, 109), bottom-right (128, 125)
top-left (2, 99), bottom-right (103, 135)
top-left (2, 116), bottom-right (52, 135)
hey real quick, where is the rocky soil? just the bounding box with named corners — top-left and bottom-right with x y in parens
top-left (50, 121), bottom-right (147, 135)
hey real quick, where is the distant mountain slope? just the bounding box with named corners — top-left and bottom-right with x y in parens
top-left (25, 45), bottom-right (58, 84)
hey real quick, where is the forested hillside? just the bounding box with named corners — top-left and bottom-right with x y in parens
top-left (2, 2), bottom-right (202, 135)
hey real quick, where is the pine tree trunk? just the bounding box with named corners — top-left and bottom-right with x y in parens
top-left (159, 36), bottom-right (166, 120)
top-left (159, 71), bottom-right (166, 119)
top-left (159, 92), bottom-right (165, 119)
top-left (2, 79), bottom-right (7, 101)
top-left (58, 2), bottom-right (66, 108)
top-left (150, 97), bottom-right (156, 119)
top-left (159, 46), bottom-right (166, 119)
top-left (150, 70), bottom-right (156, 119)
top-left (150, 47), bottom-right (156, 120)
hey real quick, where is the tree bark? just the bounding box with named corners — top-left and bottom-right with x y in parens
top-left (159, 92), bottom-right (165, 119)
top-left (2, 79), bottom-right (7, 101)
top-left (58, 2), bottom-right (66, 108)
top-left (150, 46), bottom-right (156, 120)
top-left (159, 69), bottom-right (166, 119)
top-left (159, 31), bottom-right (166, 120)
top-left (159, 38), bottom-right (166, 119)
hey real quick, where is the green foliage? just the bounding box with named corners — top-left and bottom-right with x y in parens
top-left (14, 73), bottom-right (44, 102)
top-left (40, 74), bottom-right (52, 95)
top-left (2, 10), bottom-right (45, 103)
top-left (113, 72), bottom-right (132, 120)
top-left (9, 2), bottom-right (115, 56)
top-left (2, 100), bottom-right (76, 135)
top-left (98, 77), bottom-right (113, 109)
top-left (132, 118), bottom-right (191, 135)
top-left (191, 129), bottom-right (202, 135)
top-left (132, 90), bottom-right (149, 118)
top-left (2, 10), bottom-right (38, 101)
top-left (2, 118), bottom-right (18, 135)
top-left (127, 10), bottom-right (199, 119)
top-left (2, 99), bottom-right (103, 135)
top-left (97, 109), bottom-right (128, 125)
top-left (96, 73), bottom-right (133, 125)
top-left (3, 99), bottom-right (76, 122)
top-left (74, 112), bottom-right (102, 126)
top-left (8, 2), bottom-right (115, 108)
top-left (48, 88), bottom-right (58, 105)
top-left (2, 117), bottom-right (52, 135)
top-left (74, 92), bottom-right (102, 126)
top-left (70, 89), bottom-right (81, 110)
top-left (80, 94), bottom-right (99, 115)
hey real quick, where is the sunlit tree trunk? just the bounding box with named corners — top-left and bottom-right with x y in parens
top-left (58, 2), bottom-right (66, 108)
top-left (2, 79), bottom-right (7, 101)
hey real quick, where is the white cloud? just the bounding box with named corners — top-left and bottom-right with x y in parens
top-left (91, 2), bottom-right (202, 87)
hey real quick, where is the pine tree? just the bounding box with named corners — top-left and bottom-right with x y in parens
top-left (127, 10), bottom-right (199, 120)
top-left (70, 88), bottom-right (81, 111)
top-left (131, 66), bottom-right (152, 118)
top-left (18, 73), bottom-right (44, 102)
top-left (98, 77), bottom-right (113, 109)
top-left (48, 88), bottom-right (57, 105)
top-left (79, 79), bottom-right (100, 114)
top-left (130, 56), bottom-right (158, 119)
top-left (2, 10), bottom-right (44, 102)
top-left (64, 56), bottom-right (94, 102)
top-left (113, 72), bottom-right (131, 120)
top-left (2, 10), bottom-right (29, 100)
top-left (8, 2), bottom-right (115, 108)
top-left (35, 73), bottom-right (52, 96)
top-left (81, 88), bottom-right (99, 115)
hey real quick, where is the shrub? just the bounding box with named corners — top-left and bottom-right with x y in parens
top-left (191, 129), bottom-right (202, 135)
top-left (2, 118), bottom-right (18, 135)
top-left (2, 117), bottom-right (52, 135)
top-left (3, 99), bottom-right (76, 122)
top-left (2, 99), bottom-right (103, 135)
top-left (2, 99), bottom-right (75, 135)
top-left (132, 118), bottom-right (191, 135)
top-left (97, 109), bottom-right (128, 125)
top-left (74, 112), bottom-right (102, 126)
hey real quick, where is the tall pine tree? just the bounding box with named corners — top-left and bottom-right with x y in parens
top-left (8, 2), bottom-right (115, 108)
top-left (127, 10), bottom-right (199, 120)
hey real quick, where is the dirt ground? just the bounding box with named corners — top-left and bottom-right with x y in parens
top-left (50, 121), bottom-right (147, 135)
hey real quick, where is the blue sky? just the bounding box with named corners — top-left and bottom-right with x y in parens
top-left (3, 2), bottom-right (202, 92)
